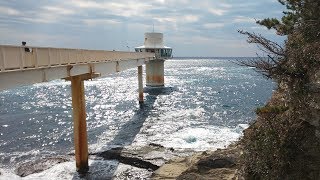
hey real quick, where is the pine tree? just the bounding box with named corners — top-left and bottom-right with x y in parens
top-left (239, 0), bottom-right (320, 82)
top-left (240, 0), bottom-right (320, 179)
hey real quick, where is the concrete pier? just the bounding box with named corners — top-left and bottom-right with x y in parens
top-left (146, 60), bottom-right (165, 86)
top-left (138, 65), bottom-right (144, 103)
top-left (70, 75), bottom-right (89, 173)
top-left (0, 32), bottom-right (172, 173)
top-left (0, 44), bottom-right (155, 173)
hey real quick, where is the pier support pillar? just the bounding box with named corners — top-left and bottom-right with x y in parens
top-left (70, 75), bottom-right (89, 173)
top-left (145, 60), bottom-right (164, 87)
top-left (138, 65), bottom-right (144, 104)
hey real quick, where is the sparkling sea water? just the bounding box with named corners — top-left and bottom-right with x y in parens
top-left (0, 57), bottom-right (274, 179)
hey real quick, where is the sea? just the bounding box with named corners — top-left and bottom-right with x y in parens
top-left (0, 57), bottom-right (274, 179)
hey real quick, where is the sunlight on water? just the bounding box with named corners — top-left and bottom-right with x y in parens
top-left (0, 58), bottom-right (274, 178)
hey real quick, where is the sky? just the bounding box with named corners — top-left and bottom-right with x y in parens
top-left (0, 0), bottom-right (286, 57)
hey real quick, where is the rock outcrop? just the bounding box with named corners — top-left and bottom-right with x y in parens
top-left (15, 157), bottom-right (69, 177)
top-left (153, 143), bottom-right (243, 180)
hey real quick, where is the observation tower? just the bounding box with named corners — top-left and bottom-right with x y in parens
top-left (135, 32), bottom-right (172, 87)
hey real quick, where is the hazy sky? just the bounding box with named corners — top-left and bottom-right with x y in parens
top-left (0, 0), bottom-right (286, 57)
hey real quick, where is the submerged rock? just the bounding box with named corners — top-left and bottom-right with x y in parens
top-left (15, 157), bottom-right (69, 177)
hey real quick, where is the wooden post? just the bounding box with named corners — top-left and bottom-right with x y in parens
top-left (70, 75), bottom-right (89, 173)
top-left (138, 65), bottom-right (144, 104)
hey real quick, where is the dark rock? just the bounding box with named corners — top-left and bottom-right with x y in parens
top-left (149, 143), bottom-right (174, 152)
top-left (15, 157), bottom-right (69, 177)
top-left (149, 143), bottom-right (164, 148)
top-left (94, 149), bottom-right (160, 171)
top-left (197, 157), bottom-right (235, 169)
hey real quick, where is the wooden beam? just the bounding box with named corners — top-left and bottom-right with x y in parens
top-left (70, 75), bottom-right (89, 173)
top-left (65, 72), bottom-right (100, 81)
top-left (138, 65), bottom-right (143, 104)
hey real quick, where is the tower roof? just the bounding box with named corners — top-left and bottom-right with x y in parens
top-left (135, 32), bottom-right (171, 49)
top-left (135, 45), bottom-right (171, 49)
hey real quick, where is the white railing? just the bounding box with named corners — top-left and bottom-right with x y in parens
top-left (0, 45), bottom-right (155, 72)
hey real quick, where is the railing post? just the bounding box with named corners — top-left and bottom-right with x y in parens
top-left (70, 75), bottom-right (89, 173)
top-left (0, 47), bottom-right (5, 71)
top-left (138, 65), bottom-right (144, 104)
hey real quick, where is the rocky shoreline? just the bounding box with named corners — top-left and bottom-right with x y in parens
top-left (1, 142), bottom-right (243, 179)
top-left (153, 143), bottom-right (243, 180)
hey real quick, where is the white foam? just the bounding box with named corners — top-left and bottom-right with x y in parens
top-left (24, 161), bottom-right (75, 180)
top-left (1, 160), bottom-right (119, 180)
top-left (159, 127), bottom-right (240, 151)
top-left (0, 168), bottom-right (21, 180)
top-left (238, 123), bottom-right (249, 129)
top-left (113, 164), bottom-right (153, 180)
top-left (131, 124), bottom-right (242, 152)
top-left (0, 159), bottom-right (154, 180)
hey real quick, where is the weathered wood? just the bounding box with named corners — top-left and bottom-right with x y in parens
top-left (64, 72), bottom-right (100, 81)
top-left (138, 65), bottom-right (144, 104)
top-left (70, 75), bottom-right (89, 173)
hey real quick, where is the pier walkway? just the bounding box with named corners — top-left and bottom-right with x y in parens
top-left (0, 44), bottom-right (155, 173)
top-left (0, 45), bottom-right (155, 90)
